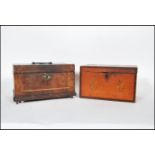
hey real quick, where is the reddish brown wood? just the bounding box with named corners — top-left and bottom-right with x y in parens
top-left (13, 63), bottom-right (75, 103)
top-left (80, 65), bottom-right (137, 102)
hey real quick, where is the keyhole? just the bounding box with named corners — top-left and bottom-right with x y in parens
top-left (104, 72), bottom-right (109, 80)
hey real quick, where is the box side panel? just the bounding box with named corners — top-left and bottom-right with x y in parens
top-left (14, 71), bottom-right (75, 102)
top-left (80, 68), bottom-right (136, 102)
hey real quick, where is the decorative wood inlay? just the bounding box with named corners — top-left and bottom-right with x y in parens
top-left (23, 87), bottom-right (70, 92)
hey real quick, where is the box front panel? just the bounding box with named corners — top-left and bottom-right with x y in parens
top-left (80, 71), bottom-right (136, 102)
top-left (14, 72), bottom-right (75, 97)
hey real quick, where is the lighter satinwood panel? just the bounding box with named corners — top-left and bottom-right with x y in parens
top-left (80, 69), bottom-right (137, 102)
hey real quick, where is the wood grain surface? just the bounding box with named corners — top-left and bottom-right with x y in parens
top-left (13, 64), bottom-right (75, 103)
top-left (80, 66), bottom-right (137, 102)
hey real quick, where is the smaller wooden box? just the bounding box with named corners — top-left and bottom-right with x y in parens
top-left (80, 65), bottom-right (138, 102)
top-left (13, 62), bottom-right (75, 103)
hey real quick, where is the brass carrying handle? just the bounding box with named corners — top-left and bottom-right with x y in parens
top-left (42, 73), bottom-right (51, 80)
top-left (32, 62), bottom-right (52, 64)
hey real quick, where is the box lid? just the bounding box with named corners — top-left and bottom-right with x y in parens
top-left (81, 65), bottom-right (137, 74)
top-left (14, 64), bottom-right (75, 73)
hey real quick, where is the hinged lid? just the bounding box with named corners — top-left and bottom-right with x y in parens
top-left (14, 64), bottom-right (75, 73)
top-left (81, 65), bottom-right (137, 74)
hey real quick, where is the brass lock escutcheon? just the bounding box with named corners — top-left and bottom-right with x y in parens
top-left (42, 73), bottom-right (51, 80)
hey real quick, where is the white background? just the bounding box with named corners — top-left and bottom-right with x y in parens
top-left (1, 26), bottom-right (154, 129)
top-left (0, 0), bottom-right (155, 25)
top-left (0, 0), bottom-right (155, 155)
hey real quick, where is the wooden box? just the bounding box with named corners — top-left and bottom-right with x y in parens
top-left (80, 65), bottom-right (137, 102)
top-left (13, 62), bottom-right (75, 103)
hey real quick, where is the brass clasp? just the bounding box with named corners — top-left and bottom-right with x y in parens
top-left (42, 73), bottom-right (51, 80)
